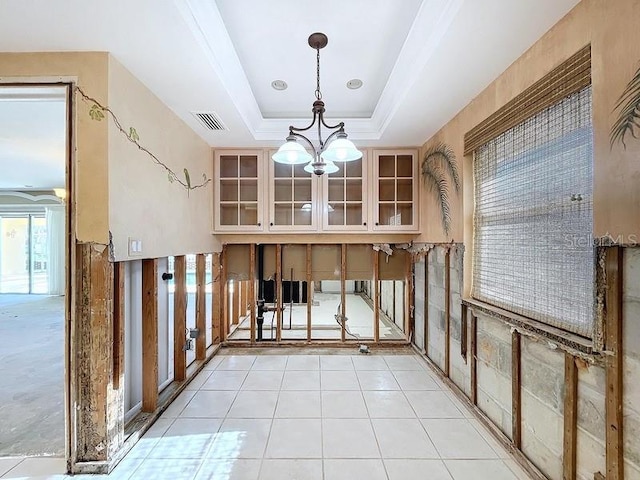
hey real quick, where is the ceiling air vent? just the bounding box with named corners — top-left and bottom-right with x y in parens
top-left (192, 112), bottom-right (227, 131)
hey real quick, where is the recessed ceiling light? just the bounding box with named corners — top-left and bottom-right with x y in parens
top-left (346, 79), bottom-right (363, 90)
top-left (271, 80), bottom-right (288, 91)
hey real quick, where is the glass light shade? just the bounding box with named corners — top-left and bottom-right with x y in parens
top-left (300, 203), bottom-right (312, 211)
top-left (304, 159), bottom-right (339, 175)
top-left (321, 136), bottom-right (362, 162)
top-left (272, 139), bottom-right (313, 165)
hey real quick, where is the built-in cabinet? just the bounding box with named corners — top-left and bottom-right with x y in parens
top-left (213, 148), bottom-right (418, 233)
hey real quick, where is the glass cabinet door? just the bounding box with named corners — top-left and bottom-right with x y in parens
top-left (215, 151), bottom-right (263, 231)
top-left (373, 150), bottom-right (418, 230)
top-left (269, 161), bottom-right (317, 230)
top-left (323, 153), bottom-right (367, 230)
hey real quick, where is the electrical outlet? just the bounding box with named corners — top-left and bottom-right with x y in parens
top-left (189, 328), bottom-right (200, 339)
top-left (183, 339), bottom-right (193, 351)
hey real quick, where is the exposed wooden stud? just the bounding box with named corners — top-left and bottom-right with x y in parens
top-left (250, 244), bottom-right (256, 343)
top-left (405, 252), bottom-right (413, 340)
top-left (374, 250), bottom-right (380, 342)
top-left (221, 247), bottom-right (228, 341)
top-left (341, 244), bottom-right (346, 342)
top-left (470, 312), bottom-right (478, 405)
top-left (112, 262), bottom-right (125, 390)
top-left (173, 255), bottom-right (187, 381)
top-left (141, 258), bottom-right (158, 412)
top-left (232, 279), bottom-right (240, 326)
top-left (241, 280), bottom-right (248, 317)
top-left (276, 244), bottom-right (282, 342)
top-left (444, 248), bottom-right (451, 377)
top-left (195, 253), bottom-right (206, 360)
top-left (512, 330), bottom-right (522, 449)
top-left (74, 243), bottom-right (119, 463)
top-left (306, 244), bottom-right (312, 342)
top-left (604, 246), bottom-right (624, 480)
top-left (563, 353), bottom-right (578, 480)
top-left (461, 303), bottom-right (468, 362)
top-left (424, 250), bottom-right (429, 355)
top-left (212, 253), bottom-right (221, 344)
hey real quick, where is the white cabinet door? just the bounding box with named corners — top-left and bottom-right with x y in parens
top-left (372, 149), bottom-right (419, 232)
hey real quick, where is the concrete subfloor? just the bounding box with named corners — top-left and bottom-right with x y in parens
top-left (0, 295), bottom-right (65, 457)
top-left (228, 293), bottom-right (405, 341)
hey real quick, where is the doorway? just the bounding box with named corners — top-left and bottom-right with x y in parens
top-left (0, 84), bottom-right (70, 457)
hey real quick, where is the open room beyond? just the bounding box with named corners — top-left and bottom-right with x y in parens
top-left (0, 1), bottom-right (638, 479)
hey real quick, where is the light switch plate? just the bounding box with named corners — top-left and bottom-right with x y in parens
top-left (128, 238), bottom-right (143, 256)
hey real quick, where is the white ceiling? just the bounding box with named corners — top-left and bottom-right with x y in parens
top-left (0, 0), bottom-right (580, 151)
top-left (0, 86), bottom-right (67, 190)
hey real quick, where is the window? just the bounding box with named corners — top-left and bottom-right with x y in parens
top-left (472, 86), bottom-right (594, 338)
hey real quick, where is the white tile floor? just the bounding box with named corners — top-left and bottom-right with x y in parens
top-left (0, 352), bottom-right (532, 479)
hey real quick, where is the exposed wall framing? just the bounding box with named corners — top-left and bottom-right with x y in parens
top-left (173, 255), bottom-right (187, 381)
top-left (141, 258), bottom-right (158, 412)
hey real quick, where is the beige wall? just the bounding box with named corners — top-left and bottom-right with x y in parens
top-left (0, 52), bottom-right (110, 244)
top-left (107, 56), bottom-right (217, 260)
top-left (418, 0), bottom-right (640, 253)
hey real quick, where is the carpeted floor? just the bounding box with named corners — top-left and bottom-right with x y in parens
top-left (0, 295), bottom-right (65, 457)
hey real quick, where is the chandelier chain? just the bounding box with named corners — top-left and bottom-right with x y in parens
top-left (315, 47), bottom-right (322, 100)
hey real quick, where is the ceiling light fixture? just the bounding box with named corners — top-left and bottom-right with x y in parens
top-left (272, 32), bottom-right (363, 176)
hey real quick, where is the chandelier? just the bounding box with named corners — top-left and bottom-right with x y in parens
top-left (272, 32), bottom-right (363, 175)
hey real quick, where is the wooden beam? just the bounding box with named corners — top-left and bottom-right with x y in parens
top-left (74, 242), bottom-right (121, 463)
top-left (307, 244), bottom-right (312, 342)
top-left (173, 255), bottom-right (187, 381)
top-left (341, 244), bottom-right (346, 342)
top-left (112, 262), bottom-right (125, 390)
top-left (142, 258), bottom-right (158, 412)
top-left (512, 330), bottom-right (522, 449)
top-left (470, 312), bottom-right (478, 405)
top-left (563, 353), bottom-right (578, 480)
top-left (276, 244), bottom-right (282, 342)
top-left (405, 252), bottom-right (413, 340)
top-left (250, 244), bottom-right (256, 343)
top-left (195, 254), bottom-right (206, 360)
top-left (374, 250), bottom-right (380, 342)
top-left (232, 280), bottom-right (240, 326)
top-left (604, 246), bottom-right (624, 480)
top-left (212, 252), bottom-right (221, 344)
top-left (461, 303), bottom-right (468, 362)
top-left (221, 247), bottom-right (228, 341)
top-left (444, 248), bottom-right (451, 377)
top-left (424, 250), bottom-right (429, 356)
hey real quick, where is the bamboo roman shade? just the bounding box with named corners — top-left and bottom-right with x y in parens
top-left (472, 85), bottom-right (594, 338)
top-left (464, 45), bottom-right (591, 155)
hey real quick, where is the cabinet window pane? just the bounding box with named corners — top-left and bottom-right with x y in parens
top-left (397, 155), bottom-right (413, 177)
top-left (239, 156), bottom-right (257, 177)
top-left (274, 180), bottom-right (292, 202)
top-left (378, 155), bottom-right (395, 177)
top-left (345, 204), bottom-right (362, 225)
top-left (239, 204), bottom-right (258, 225)
top-left (345, 180), bottom-right (362, 201)
top-left (220, 156), bottom-right (238, 178)
top-left (397, 203), bottom-right (413, 225)
top-left (220, 180), bottom-right (238, 202)
top-left (328, 204), bottom-right (345, 225)
top-left (328, 179), bottom-right (344, 201)
top-left (378, 204), bottom-right (396, 225)
top-left (239, 180), bottom-right (257, 202)
top-left (294, 203), bottom-right (312, 225)
top-left (274, 204), bottom-right (292, 225)
top-left (346, 159), bottom-right (362, 177)
top-left (220, 205), bottom-right (238, 225)
top-left (397, 179), bottom-right (412, 201)
top-left (378, 179), bottom-right (395, 202)
top-left (293, 164), bottom-right (309, 178)
top-left (293, 179), bottom-right (312, 202)
top-left (274, 162), bottom-right (291, 178)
